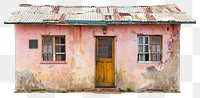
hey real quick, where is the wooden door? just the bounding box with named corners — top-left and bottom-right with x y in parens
top-left (95, 37), bottom-right (115, 88)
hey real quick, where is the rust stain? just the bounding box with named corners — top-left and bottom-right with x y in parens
top-left (5, 5), bottom-right (195, 24)
top-left (71, 57), bottom-right (75, 68)
top-left (80, 31), bottom-right (84, 57)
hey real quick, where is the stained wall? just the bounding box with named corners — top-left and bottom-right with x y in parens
top-left (15, 24), bottom-right (180, 92)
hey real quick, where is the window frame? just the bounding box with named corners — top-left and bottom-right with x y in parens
top-left (138, 35), bottom-right (162, 63)
top-left (41, 35), bottom-right (67, 64)
top-left (29, 39), bottom-right (38, 49)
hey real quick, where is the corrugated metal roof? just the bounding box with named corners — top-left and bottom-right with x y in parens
top-left (4, 4), bottom-right (196, 25)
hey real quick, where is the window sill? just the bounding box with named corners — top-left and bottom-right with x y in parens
top-left (40, 61), bottom-right (67, 64)
top-left (138, 61), bottom-right (161, 64)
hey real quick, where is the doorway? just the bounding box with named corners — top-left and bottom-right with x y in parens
top-left (95, 37), bottom-right (115, 88)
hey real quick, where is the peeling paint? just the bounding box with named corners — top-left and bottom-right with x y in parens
top-left (15, 24), bottom-right (180, 92)
top-left (141, 32), bottom-right (180, 91)
top-left (16, 69), bottom-right (48, 92)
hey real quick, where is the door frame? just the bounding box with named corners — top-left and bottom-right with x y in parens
top-left (95, 36), bottom-right (116, 88)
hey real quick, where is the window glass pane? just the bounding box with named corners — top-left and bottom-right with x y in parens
top-left (98, 46), bottom-right (102, 52)
top-left (62, 46), bottom-right (65, 52)
top-left (62, 54), bottom-right (66, 61)
top-left (108, 39), bottom-right (112, 45)
top-left (157, 54), bottom-right (161, 61)
top-left (43, 54), bottom-right (48, 61)
top-left (151, 54), bottom-right (161, 61)
top-left (156, 37), bottom-right (161, 44)
top-left (48, 45), bottom-right (52, 52)
top-left (44, 37), bottom-right (52, 44)
top-left (98, 39), bottom-right (102, 45)
top-left (139, 37), bottom-right (143, 44)
top-left (157, 45), bottom-right (160, 52)
top-left (102, 46), bottom-right (108, 52)
top-left (145, 54), bottom-right (149, 61)
top-left (152, 45), bottom-right (156, 52)
top-left (56, 54), bottom-right (66, 61)
top-left (144, 45), bottom-right (149, 52)
top-left (43, 54), bottom-right (53, 61)
top-left (55, 37), bottom-right (59, 44)
top-left (48, 54), bottom-right (53, 61)
top-left (152, 54), bottom-right (157, 61)
top-left (145, 37), bottom-right (148, 44)
top-left (55, 37), bottom-right (65, 44)
top-left (61, 37), bottom-right (65, 44)
top-left (108, 45), bottom-right (112, 51)
top-left (29, 40), bottom-right (38, 49)
top-left (108, 52), bottom-right (112, 58)
top-left (56, 45), bottom-right (65, 52)
top-left (139, 54), bottom-right (143, 61)
top-left (103, 39), bottom-right (107, 45)
top-left (42, 45), bottom-right (52, 52)
top-left (102, 53), bottom-right (108, 58)
top-left (55, 45), bottom-right (59, 52)
top-left (98, 53), bottom-right (103, 58)
top-left (56, 54), bottom-right (61, 61)
top-left (43, 45), bottom-right (48, 52)
top-left (152, 37), bottom-right (161, 45)
top-left (152, 37), bottom-right (156, 44)
top-left (139, 45), bottom-right (143, 52)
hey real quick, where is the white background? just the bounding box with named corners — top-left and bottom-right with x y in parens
top-left (0, 0), bottom-right (199, 98)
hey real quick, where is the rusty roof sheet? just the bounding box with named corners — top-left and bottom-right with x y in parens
top-left (4, 4), bottom-right (196, 25)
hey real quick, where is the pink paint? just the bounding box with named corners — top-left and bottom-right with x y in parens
top-left (15, 24), bottom-right (180, 90)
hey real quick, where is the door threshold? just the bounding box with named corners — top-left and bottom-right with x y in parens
top-left (95, 86), bottom-right (115, 88)
top-left (95, 87), bottom-right (116, 92)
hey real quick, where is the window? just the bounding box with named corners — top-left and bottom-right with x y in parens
top-left (97, 38), bottom-right (113, 58)
top-left (29, 39), bottom-right (38, 49)
top-left (42, 36), bottom-right (66, 61)
top-left (138, 35), bottom-right (162, 62)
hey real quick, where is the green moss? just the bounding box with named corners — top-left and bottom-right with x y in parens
top-left (118, 88), bottom-right (125, 92)
top-left (127, 88), bottom-right (134, 92)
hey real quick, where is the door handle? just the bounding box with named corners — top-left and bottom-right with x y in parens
top-left (96, 58), bottom-right (99, 62)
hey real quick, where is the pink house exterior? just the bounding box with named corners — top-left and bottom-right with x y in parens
top-left (5, 4), bottom-right (195, 92)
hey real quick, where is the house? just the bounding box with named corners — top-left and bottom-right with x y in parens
top-left (5, 4), bottom-right (195, 92)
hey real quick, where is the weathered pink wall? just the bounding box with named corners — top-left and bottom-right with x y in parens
top-left (15, 24), bottom-right (180, 92)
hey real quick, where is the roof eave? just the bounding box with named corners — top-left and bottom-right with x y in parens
top-left (4, 21), bottom-right (58, 25)
top-left (4, 21), bottom-right (196, 25)
top-left (107, 21), bottom-right (196, 24)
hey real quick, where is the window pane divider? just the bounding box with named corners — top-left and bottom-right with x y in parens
top-left (142, 37), bottom-right (145, 61)
top-left (151, 52), bottom-right (162, 54)
top-left (55, 53), bottom-right (65, 54)
top-left (138, 52), bottom-right (149, 54)
top-left (149, 37), bottom-right (151, 61)
top-left (55, 44), bottom-right (65, 45)
top-left (53, 37), bottom-right (56, 61)
top-left (42, 52), bottom-right (53, 54)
